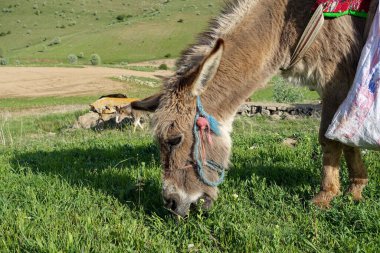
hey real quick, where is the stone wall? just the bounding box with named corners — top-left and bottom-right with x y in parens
top-left (237, 102), bottom-right (322, 118)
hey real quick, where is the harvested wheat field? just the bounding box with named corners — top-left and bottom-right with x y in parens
top-left (0, 66), bottom-right (172, 98)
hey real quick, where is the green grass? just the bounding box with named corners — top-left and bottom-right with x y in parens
top-left (1, 110), bottom-right (379, 252)
top-left (0, 0), bottom-right (224, 65)
top-left (124, 65), bottom-right (159, 72)
top-left (251, 77), bottom-right (320, 103)
top-left (0, 96), bottom-right (98, 110)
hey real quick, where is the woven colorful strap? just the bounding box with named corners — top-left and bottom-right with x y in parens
top-left (193, 96), bottom-right (225, 187)
top-left (312, 0), bottom-right (371, 18)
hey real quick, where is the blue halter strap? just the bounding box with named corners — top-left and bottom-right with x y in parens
top-left (193, 96), bottom-right (225, 187)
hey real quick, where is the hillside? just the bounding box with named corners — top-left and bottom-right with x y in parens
top-left (0, 0), bottom-right (223, 65)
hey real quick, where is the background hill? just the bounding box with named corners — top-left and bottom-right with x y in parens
top-left (0, 0), bottom-right (223, 65)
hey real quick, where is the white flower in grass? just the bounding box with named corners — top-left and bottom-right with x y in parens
top-left (232, 193), bottom-right (239, 199)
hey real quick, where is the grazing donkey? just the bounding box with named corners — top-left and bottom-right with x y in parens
top-left (115, 104), bottom-right (147, 132)
top-left (131, 0), bottom-right (378, 217)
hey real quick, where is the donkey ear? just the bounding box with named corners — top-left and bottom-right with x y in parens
top-left (192, 39), bottom-right (224, 96)
top-left (130, 93), bottom-right (162, 112)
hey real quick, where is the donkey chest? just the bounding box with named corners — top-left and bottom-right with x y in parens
top-left (282, 61), bottom-right (324, 96)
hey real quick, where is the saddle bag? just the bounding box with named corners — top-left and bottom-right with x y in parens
top-left (326, 3), bottom-right (380, 150)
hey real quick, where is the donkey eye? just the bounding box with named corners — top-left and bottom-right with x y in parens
top-left (167, 135), bottom-right (183, 147)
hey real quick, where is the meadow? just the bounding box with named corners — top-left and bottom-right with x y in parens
top-left (1, 0), bottom-right (380, 252)
top-left (0, 0), bottom-right (224, 65)
top-left (1, 99), bottom-right (380, 252)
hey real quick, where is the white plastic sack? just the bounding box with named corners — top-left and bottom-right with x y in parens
top-left (326, 3), bottom-right (380, 150)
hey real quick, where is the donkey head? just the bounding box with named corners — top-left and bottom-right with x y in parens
top-left (131, 40), bottom-right (229, 217)
top-left (115, 104), bottom-right (133, 124)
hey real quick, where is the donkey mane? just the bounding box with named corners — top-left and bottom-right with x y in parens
top-left (175, 0), bottom-right (258, 77)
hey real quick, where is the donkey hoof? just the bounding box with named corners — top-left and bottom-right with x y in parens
top-left (346, 184), bottom-right (366, 201)
top-left (346, 179), bottom-right (368, 201)
top-left (347, 191), bottom-right (363, 201)
top-left (311, 191), bottom-right (337, 208)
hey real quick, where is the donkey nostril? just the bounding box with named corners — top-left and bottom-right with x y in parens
top-left (168, 199), bottom-right (177, 211)
top-left (164, 196), bottom-right (178, 211)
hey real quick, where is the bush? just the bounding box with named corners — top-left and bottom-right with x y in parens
top-left (67, 54), bottom-right (78, 64)
top-left (164, 53), bottom-right (171, 58)
top-left (2, 8), bottom-right (13, 13)
top-left (0, 58), bottom-right (8, 65)
top-left (116, 14), bottom-right (132, 21)
top-left (273, 77), bottom-right (303, 103)
top-left (47, 37), bottom-right (61, 46)
top-left (78, 52), bottom-right (84, 59)
top-left (0, 31), bottom-right (11, 37)
top-left (68, 20), bottom-right (76, 26)
top-left (90, 54), bottom-right (101, 65)
top-left (38, 46), bottom-right (47, 52)
top-left (116, 14), bottom-right (125, 21)
top-left (158, 63), bottom-right (168, 70)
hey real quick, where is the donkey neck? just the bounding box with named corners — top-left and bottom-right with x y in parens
top-left (198, 0), bottom-right (316, 123)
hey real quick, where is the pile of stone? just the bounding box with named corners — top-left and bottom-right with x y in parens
top-left (237, 102), bottom-right (322, 119)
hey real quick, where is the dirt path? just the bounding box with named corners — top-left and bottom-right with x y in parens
top-left (0, 66), bottom-right (172, 98)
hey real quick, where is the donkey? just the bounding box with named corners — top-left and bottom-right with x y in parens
top-left (115, 104), bottom-right (147, 132)
top-left (131, 0), bottom-right (379, 217)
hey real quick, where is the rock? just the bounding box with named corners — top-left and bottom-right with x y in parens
top-left (270, 114), bottom-right (282, 120)
top-left (283, 114), bottom-right (297, 120)
top-left (73, 112), bottom-right (100, 129)
top-left (282, 138), bottom-right (298, 148)
top-left (261, 109), bottom-right (271, 116)
top-left (238, 104), bottom-right (250, 115)
top-left (266, 106), bottom-right (277, 111)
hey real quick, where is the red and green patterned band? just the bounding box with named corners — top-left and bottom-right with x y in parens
top-left (323, 10), bottom-right (368, 18)
top-left (312, 0), bottom-right (371, 18)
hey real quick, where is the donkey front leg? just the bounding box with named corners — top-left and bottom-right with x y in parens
top-left (312, 97), bottom-right (344, 208)
top-left (132, 117), bottom-right (143, 132)
top-left (343, 146), bottom-right (368, 201)
top-left (312, 136), bottom-right (343, 208)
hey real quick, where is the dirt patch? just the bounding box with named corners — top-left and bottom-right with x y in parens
top-left (0, 104), bottom-right (88, 118)
top-left (0, 66), bottom-right (172, 99)
top-left (131, 59), bottom-right (176, 68)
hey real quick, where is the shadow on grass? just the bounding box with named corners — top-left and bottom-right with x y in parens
top-left (230, 163), bottom-right (319, 188)
top-left (11, 136), bottom-right (321, 214)
top-left (228, 153), bottom-right (321, 202)
top-left (11, 143), bottom-right (167, 216)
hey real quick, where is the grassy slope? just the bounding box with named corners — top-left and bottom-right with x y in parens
top-left (0, 0), bottom-right (320, 103)
top-left (0, 0), bottom-right (223, 64)
top-left (0, 111), bottom-right (380, 252)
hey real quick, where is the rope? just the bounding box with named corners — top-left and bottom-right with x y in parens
top-left (282, 4), bottom-right (325, 70)
top-left (193, 96), bottom-right (225, 187)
